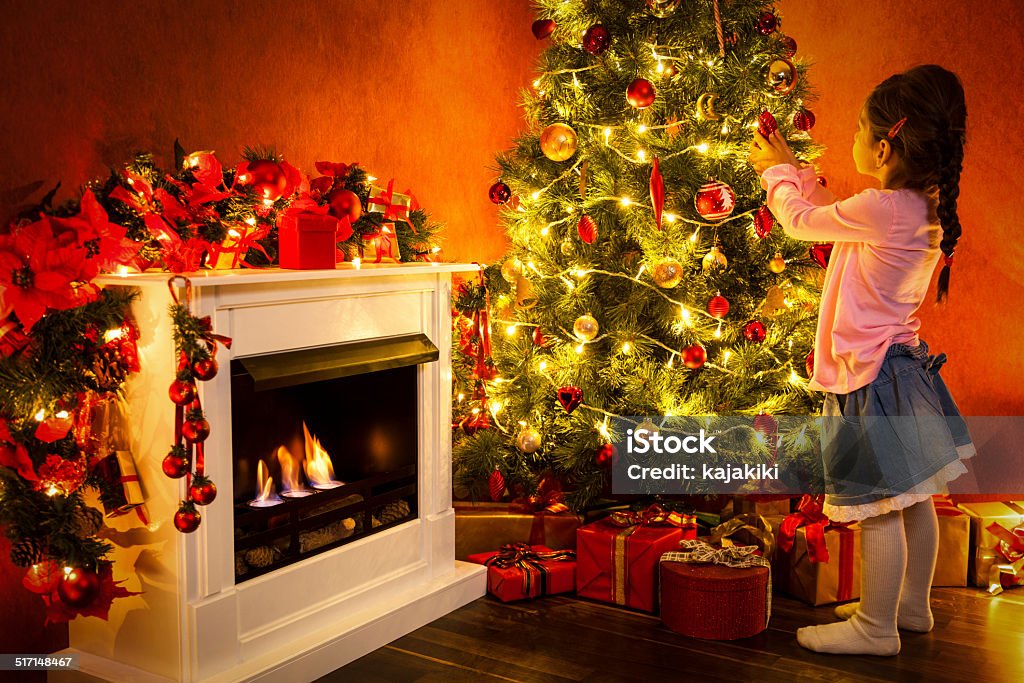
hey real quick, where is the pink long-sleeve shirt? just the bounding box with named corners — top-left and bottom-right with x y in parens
top-left (760, 163), bottom-right (942, 394)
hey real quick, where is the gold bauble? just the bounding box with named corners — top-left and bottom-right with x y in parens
top-left (560, 240), bottom-right (574, 256)
top-left (762, 285), bottom-right (790, 318)
top-left (515, 274), bottom-right (538, 309)
top-left (766, 58), bottom-right (798, 96)
top-left (768, 252), bottom-right (787, 274)
top-left (702, 246), bottom-right (728, 273)
top-left (696, 93), bottom-right (721, 121)
top-left (501, 258), bottom-right (524, 283)
top-left (540, 123), bottom-right (579, 162)
top-left (516, 426), bottom-right (542, 454)
top-left (652, 260), bottom-right (684, 289)
top-left (573, 314), bottom-right (599, 342)
top-left (636, 419), bottom-right (660, 437)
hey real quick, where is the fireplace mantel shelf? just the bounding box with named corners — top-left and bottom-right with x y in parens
top-left (95, 262), bottom-right (480, 288)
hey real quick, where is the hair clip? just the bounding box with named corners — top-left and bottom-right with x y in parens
top-left (887, 116), bottom-right (908, 139)
top-left (943, 254), bottom-right (954, 267)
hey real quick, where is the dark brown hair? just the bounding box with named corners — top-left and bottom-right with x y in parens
top-left (864, 64), bottom-right (967, 303)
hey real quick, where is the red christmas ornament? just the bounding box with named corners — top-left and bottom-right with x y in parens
top-left (169, 379), bottom-right (197, 406)
top-left (532, 326), bottom-right (546, 347)
top-left (757, 111), bottom-right (778, 139)
top-left (805, 349), bottom-right (815, 378)
top-left (816, 175), bottom-right (828, 188)
top-left (743, 320), bottom-right (767, 343)
top-left (694, 180), bottom-right (736, 221)
top-left (532, 18), bottom-right (556, 40)
top-left (809, 243), bottom-right (834, 269)
top-left (582, 24), bottom-right (611, 55)
top-left (780, 35), bottom-right (798, 57)
top-left (162, 449), bottom-right (190, 478)
top-left (35, 414), bottom-right (74, 444)
top-left (58, 567), bottom-right (101, 608)
top-left (707, 294), bottom-right (730, 319)
top-left (192, 357), bottom-right (218, 381)
top-left (577, 214), bottom-right (597, 244)
top-left (793, 109), bottom-right (816, 131)
top-left (246, 160), bottom-right (288, 202)
top-left (23, 561), bottom-right (62, 594)
top-left (182, 416), bottom-right (210, 444)
top-left (756, 11), bottom-right (778, 35)
top-left (189, 476), bottom-right (217, 506)
top-left (626, 78), bottom-right (656, 109)
top-left (488, 181), bottom-right (512, 205)
top-left (681, 343), bottom-right (707, 369)
top-left (595, 443), bottom-right (617, 468)
top-left (488, 469), bottom-right (506, 502)
top-left (174, 504), bottom-right (202, 533)
top-left (557, 385), bottom-right (583, 414)
top-left (754, 205), bottom-right (775, 239)
top-left (753, 412), bottom-right (778, 437)
top-left (461, 412), bottom-right (490, 436)
top-left (650, 157), bottom-right (665, 230)
top-left (328, 188), bottom-right (363, 222)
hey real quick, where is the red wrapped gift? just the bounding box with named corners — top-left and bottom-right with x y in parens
top-left (660, 539), bottom-right (771, 640)
top-left (576, 505), bottom-right (696, 613)
top-left (775, 494), bottom-right (860, 605)
top-left (467, 544), bottom-right (576, 602)
top-left (278, 200), bottom-right (339, 270)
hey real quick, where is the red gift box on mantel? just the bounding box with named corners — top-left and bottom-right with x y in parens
top-left (660, 539), bottom-right (771, 640)
top-left (278, 200), bottom-right (339, 270)
top-left (467, 544), bottom-right (576, 602)
top-left (576, 505), bottom-right (696, 613)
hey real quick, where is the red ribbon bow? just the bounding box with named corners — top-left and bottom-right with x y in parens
top-left (363, 223), bottom-right (395, 264)
top-left (510, 473), bottom-right (569, 515)
top-left (607, 504), bottom-right (694, 529)
top-left (777, 494), bottom-right (853, 564)
top-left (483, 543), bottom-right (576, 598)
top-left (369, 179), bottom-right (416, 233)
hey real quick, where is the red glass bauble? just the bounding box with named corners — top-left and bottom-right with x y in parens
top-left (816, 175), bottom-right (828, 188)
top-left (488, 469), bottom-right (506, 502)
top-left (532, 18), bottom-right (556, 40)
top-left (577, 214), bottom-right (597, 244)
top-left (753, 412), bottom-right (778, 436)
top-left (174, 507), bottom-right (202, 533)
top-left (182, 418), bottom-right (210, 444)
top-left (192, 357), bottom-right (218, 381)
top-left (743, 320), bottom-right (767, 343)
top-left (488, 181), bottom-right (512, 205)
top-left (757, 110), bottom-right (778, 139)
top-left (168, 379), bottom-right (197, 406)
top-left (595, 443), bottom-right (617, 467)
top-left (694, 180), bottom-right (736, 221)
top-left (532, 326), bottom-right (546, 347)
top-left (582, 24), bottom-right (611, 55)
top-left (681, 343), bottom-right (707, 369)
top-left (189, 479), bottom-right (218, 506)
top-left (780, 35), bottom-right (798, 57)
top-left (707, 294), bottom-right (730, 319)
top-left (557, 385), bottom-right (583, 414)
top-left (626, 78), bottom-right (656, 109)
top-left (756, 11), bottom-right (778, 35)
top-left (754, 205), bottom-right (774, 239)
top-left (58, 567), bottom-right (101, 608)
top-left (805, 349), bottom-right (815, 378)
top-left (328, 189), bottom-right (363, 222)
top-left (162, 452), bottom-right (190, 479)
top-left (793, 109), bottom-right (816, 131)
top-left (23, 561), bottom-right (62, 594)
top-left (246, 160), bottom-right (288, 201)
top-left (809, 243), bottom-right (834, 269)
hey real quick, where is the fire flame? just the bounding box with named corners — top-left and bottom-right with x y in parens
top-left (303, 422), bottom-right (341, 488)
top-left (252, 459), bottom-right (282, 506)
top-left (276, 445), bottom-right (302, 493)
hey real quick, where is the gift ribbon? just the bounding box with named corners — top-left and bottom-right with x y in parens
top-left (777, 494), bottom-right (856, 601)
top-left (607, 504), bottom-right (696, 530)
top-left (983, 521), bottom-right (1024, 595)
top-left (661, 538), bottom-right (772, 628)
top-left (208, 224), bottom-right (271, 269)
top-left (483, 543), bottom-right (575, 598)
top-left (368, 179), bottom-right (416, 232)
top-left (510, 475), bottom-right (572, 546)
top-left (710, 513), bottom-right (776, 558)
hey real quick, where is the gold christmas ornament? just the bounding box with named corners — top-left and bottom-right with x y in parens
top-left (762, 285), bottom-right (790, 318)
top-left (515, 274), bottom-right (538, 309)
top-left (540, 123), bottom-right (579, 162)
top-left (696, 93), bottom-right (721, 121)
top-left (560, 240), bottom-right (574, 256)
top-left (516, 426), bottom-right (542, 453)
top-left (768, 252), bottom-right (787, 273)
top-left (766, 58), bottom-right (798, 95)
top-left (702, 245), bottom-right (728, 272)
top-left (501, 258), bottom-right (524, 283)
top-left (573, 314), bottom-right (600, 341)
top-left (636, 419), bottom-right (660, 436)
top-left (652, 260), bottom-right (684, 289)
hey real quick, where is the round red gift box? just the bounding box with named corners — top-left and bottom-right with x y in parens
top-left (660, 561), bottom-right (769, 640)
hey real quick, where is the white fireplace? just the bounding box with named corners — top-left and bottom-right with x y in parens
top-left (58, 264), bottom-right (486, 683)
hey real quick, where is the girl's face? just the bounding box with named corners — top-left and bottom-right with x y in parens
top-left (852, 107), bottom-right (881, 177)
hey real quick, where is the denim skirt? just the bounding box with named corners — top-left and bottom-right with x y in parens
top-left (820, 339), bottom-right (974, 508)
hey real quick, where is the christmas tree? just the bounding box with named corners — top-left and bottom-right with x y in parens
top-left (453, 0), bottom-right (829, 510)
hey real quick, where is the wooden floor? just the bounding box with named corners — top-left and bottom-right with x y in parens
top-left (323, 587), bottom-right (1024, 683)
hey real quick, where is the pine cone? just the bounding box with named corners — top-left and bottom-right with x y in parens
top-left (74, 506), bottom-right (104, 536)
top-left (372, 500), bottom-right (411, 527)
top-left (244, 545), bottom-right (278, 568)
top-left (9, 538), bottom-right (44, 567)
top-left (235, 552), bottom-right (248, 577)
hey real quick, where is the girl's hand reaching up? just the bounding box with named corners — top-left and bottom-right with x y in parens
top-left (748, 130), bottom-right (802, 176)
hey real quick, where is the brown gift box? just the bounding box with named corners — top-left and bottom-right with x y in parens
top-left (454, 502), bottom-right (581, 561)
top-left (932, 495), bottom-right (970, 587)
top-left (775, 524), bottom-right (862, 606)
top-left (724, 496), bottom-right (793, 520)
top-left (957, 501), bottom-right (1024, 588)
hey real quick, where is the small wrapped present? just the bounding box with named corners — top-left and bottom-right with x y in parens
top-left (933, 495), bottom-right (970, 587)
top-left (709, 513), bottom-right (776, 559)
top-left (367, 180), bottom-right (414, 224)
top-left (576, 504), bottom-right (696, 613)
top-left (208, 224), bottom-right (268, 270)
top-left (467, 544), bottom-right (576, 602)
top-left (454, 501), bottom-right (581, 560)
top-left (660, 539), bottom-right (771, 640)
top-left (775, 495), bottom-right (861, 606)
top-left (360, 223), bottom-right (400, 264)
top-left (723, 495), bottom-right (794, 520)
top-left (278, 200), bottom-right (339, 270)
top-left (958, 501), bottom-right (1024, 593)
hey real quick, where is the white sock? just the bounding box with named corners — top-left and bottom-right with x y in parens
top-left (834, 499), bottom-right (937, 632)
top-left (797, 510), bottom-right (904, 655)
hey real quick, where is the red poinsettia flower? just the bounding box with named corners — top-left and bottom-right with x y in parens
top-left (0, 417), bottom-right (37, 481)
top-left (183, 151), bottom-right (224, 188)
top-left (0, 218), bottom-right (99, 330)
top-left (34, 454), bottom-right (86, 495)
top-left (314, 161), bottom-right (357, 178)
top-left (109, 172), bottom-right (184, 248)
top-left (52, 190), bottom-right (141, 272)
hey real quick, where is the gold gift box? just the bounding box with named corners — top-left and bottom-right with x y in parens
top-left (775, 523), bottom-right (862, 606)
top-left (454, 502), bottom-right (581, 561)
top-left (957, 501), bottom-right (1024, 588)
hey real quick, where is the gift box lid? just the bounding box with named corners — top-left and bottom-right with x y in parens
top-left (661, 561), bottom-right (769, 592)
top-left (279, 212), bottom-right (339, 232)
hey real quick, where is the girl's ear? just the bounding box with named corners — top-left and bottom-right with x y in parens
top-left (876, 139), bottom-right (893, 168)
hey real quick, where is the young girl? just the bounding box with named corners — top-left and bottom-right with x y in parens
top-left (748, 64), bottom-right (975, 656)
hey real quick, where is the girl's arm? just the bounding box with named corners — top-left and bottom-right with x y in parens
top-left (793, 164), bottom-right (837, 206)
top-left (760, 163), bottom-right (893, 243)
